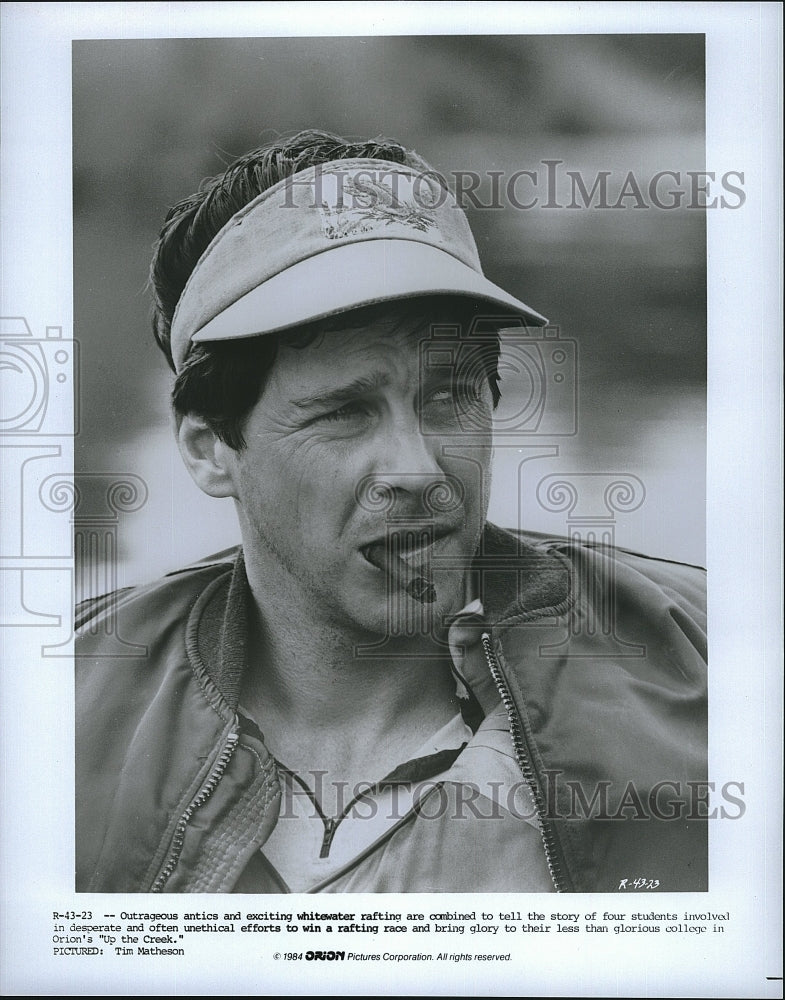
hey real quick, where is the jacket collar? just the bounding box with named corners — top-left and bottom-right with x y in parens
top-left (473, 522), bottom-right (571, 625)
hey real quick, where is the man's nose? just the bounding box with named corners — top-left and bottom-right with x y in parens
top-left (356, 420), bottom-right (463, 518)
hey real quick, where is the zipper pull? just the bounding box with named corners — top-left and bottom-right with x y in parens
top-left (319, 817), bottom-right (340, 859)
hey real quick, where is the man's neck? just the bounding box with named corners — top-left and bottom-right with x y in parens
top-left (239, 570), bottom-right (461, 812)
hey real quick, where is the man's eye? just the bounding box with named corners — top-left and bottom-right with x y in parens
top-left (426, 383), bottom-right (483, 407)
top-left (427, 387), bottom-right (454, 405)
top-left (318, 401), bottom-right (371, 423)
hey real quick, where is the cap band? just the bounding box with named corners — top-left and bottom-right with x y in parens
top-left (170, 158), bottom-right (546, 371)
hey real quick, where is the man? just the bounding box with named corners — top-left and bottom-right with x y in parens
top-left (76, 130), bottom-right (707, 893)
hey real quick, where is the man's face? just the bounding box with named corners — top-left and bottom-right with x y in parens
top-left (220, 307), bottom-right (494, 636)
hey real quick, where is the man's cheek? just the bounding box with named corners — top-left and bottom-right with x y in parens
top-left (291, 461), bottom-right (352, 513)
top-left (442, 451), bottom-right (492, 513)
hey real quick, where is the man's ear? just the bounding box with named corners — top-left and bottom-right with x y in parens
top-left (176, 413), bottom-right (238, 498)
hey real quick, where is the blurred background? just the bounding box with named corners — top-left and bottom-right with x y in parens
top-left (72, 34), bottom-right (706, 595)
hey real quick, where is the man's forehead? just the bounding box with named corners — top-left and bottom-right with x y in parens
top-left (267, 306), bottom-right (496, 404)
top-left (276, 311), bottom-right (431, 374)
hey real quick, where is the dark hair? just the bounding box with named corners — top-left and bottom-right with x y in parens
top-left (151, 130), bottom-right (502, 450)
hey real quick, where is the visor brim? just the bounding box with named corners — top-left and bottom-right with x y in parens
top-left (192, 239), bottom-right (547, 345)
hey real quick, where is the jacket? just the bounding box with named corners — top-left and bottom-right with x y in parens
top-left (75, 524), bottom-right (708, 893)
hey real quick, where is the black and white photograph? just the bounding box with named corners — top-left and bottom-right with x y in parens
top-left (1, 2), bottom-right (782, 996)
top-left (72, 33), bottom-right (711, 896)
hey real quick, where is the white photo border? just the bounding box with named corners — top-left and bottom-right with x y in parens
top-left (0, 3), bottom-right (782, 997)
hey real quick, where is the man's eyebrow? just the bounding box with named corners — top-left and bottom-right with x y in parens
top-left (291, 372), bottom-right (391, 410)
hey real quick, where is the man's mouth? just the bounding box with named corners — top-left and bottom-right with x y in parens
top-left (360, 529), bottom-right (453, 605)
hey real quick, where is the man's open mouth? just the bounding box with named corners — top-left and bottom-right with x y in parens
top-left (359, 531), bottom-right (451, 605)
top-left (360, 524), bottom-right (455, 567)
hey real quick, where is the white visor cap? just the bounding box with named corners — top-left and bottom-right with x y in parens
top-left (170, 158), bottom-right (547, 372)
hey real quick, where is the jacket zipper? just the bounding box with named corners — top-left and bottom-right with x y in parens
top-left (319, 817), bottom-right (340, 859)
top-left (481, 632), bottom-right (568, 893)
top-left (151, 729), bottom-right (240, 892)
